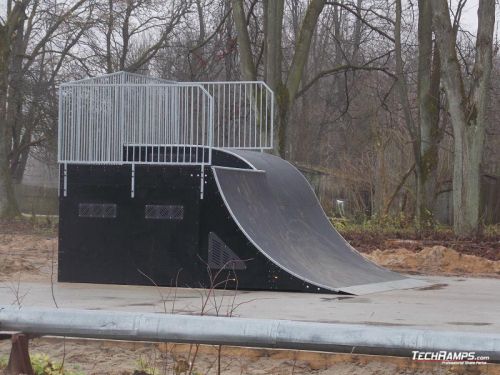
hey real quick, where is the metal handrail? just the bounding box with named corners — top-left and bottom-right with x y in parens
top-left (1, 306), bottom-right (499, 359)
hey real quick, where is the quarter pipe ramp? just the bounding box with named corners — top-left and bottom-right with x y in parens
top-left (212, 150), bottom-right (424, 294)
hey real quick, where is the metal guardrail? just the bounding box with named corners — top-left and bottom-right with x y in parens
top-left (201, 82), bottom-right (274, 150)
top-left (1, 306), bottom-right (499, 360)
top-left (58, 83), bottom-right (213, 166)
top-left (58, 73), bottom-right (274, 167)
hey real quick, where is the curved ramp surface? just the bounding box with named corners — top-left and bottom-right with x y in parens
top-left (213, 150), bottom-right (425, 295)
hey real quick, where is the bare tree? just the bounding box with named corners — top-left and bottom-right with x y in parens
top-left (394, 0), bottom-right (442, 229)
top-left (0, 0), bottom-right (92, 218)
top-left (431, 0), bottom-right (496, 236)
top-left (85, 0), bottom-right (191, 74)
top-left (231, 0), bottom-right (326, 157)
top-left (415, 0), bottom-right (441, 229)
top-left (0, 0), bottom-right (26, 217)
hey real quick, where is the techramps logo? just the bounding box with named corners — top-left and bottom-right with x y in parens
top-left (411, 351), bottom-right (490, 365)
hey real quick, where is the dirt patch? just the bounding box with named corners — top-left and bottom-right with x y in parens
top-left (364, 246), bottom-right (500, 277)
top-left (1, 338), bottom-right (497, 375)
top-left (0, 233), bottom-right (57, 282)
top-left (342, 229), bottom-right (500, 261)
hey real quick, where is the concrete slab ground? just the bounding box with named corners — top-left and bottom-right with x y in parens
top-left (1, 275), bottom-right (499, 335)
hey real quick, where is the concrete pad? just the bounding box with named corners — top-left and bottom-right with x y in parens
top-left (0, 276), bottom-right (499, 334)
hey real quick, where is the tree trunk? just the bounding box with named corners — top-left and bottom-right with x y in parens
top-left (281, 0), bottom-right (325, 158)
top-left (416, 0), bottom-right (441, 229)
top-left (231, 0), bottom-right (324, 158)
top-left (263, 0), bottom-right (286, 155)
top-left (12, 147), bottom-right (29, 184)
top-left (0, 94), bottom-right (20, 218)
top-left (0, 3), bottom-right (23, 218)
top-left (0, 72), bottom-right (19, 218)
top-left (230, 0), bottom-right (256, 81)
top-left (431, 0), bottom-right (495, 237)
top-left (263, 0), bottom-right (283, 91)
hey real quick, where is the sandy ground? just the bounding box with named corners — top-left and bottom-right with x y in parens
top-left (0, 233), bottom-right (56, 282)
top-left (1, 338), bottom-right (498, 375)
top-left (365, 245), bottom-right (500, 277)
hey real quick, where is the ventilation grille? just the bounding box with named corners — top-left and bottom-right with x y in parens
top-left (78, 203), bottom-right (117, 218)
top-left (145, 205), bottom-right (184, 220)
top-left (208, 232), bottom-right (246, 270)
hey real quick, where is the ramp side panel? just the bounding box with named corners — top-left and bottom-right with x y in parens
top-left (213, 151), bottom-right (423, 294)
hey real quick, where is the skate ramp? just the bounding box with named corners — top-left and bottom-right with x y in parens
top-left (213, 150), bottom-right (425, 295)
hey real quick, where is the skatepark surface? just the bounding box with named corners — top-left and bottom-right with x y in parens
top-left (1, 276), bottom-right (499, 334)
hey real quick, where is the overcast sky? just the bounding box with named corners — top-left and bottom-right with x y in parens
top-left (0, 0), bottom-right (492, 40)
top-left (459, 0), bottom-right (480, 32)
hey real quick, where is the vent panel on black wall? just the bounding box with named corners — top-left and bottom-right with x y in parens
top-left (208, 232), bottom-right (246, 270)
top-left (145, 205), bottom-right (184, 220)
top-left (78, 203), bottom-right (117, 218)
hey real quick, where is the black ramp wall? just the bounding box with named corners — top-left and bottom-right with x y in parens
top-left (212, 150), bottom-right (425, 295)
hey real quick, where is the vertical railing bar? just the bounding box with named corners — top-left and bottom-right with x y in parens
top-left (270, 86), bottom-right (274, 149)
top-left (102, 86), bottom-right (106, 162)
top-left (191, 86), bottom-right (194, 163)
top-left (222, 84), bottom-right (225, 147)
top-left (156, 87), bottom-right (159, 163)
top-left (215, 84), bottom-right (219, 147)
top-left (73, 86), bottom-right (78, 162)
top-left (57, 86), bottom-right (63, 163)
top-left (132, 87), bottom-right (136, 163)
top-left (196, 88), bottom-right (200, 163)
top-left (93, 85), bottom-right (97, 162)
top-left (260, 83), bottom-right (263, 149)
top-left (184, 86), bottom-right (187, 163)
top-left (124, 86), bottom-right (128, 163)
top-left (254, 83), bottom-right (257, 148)
top-left (75, 86), bottom-right (81, 161)
top-left (265, 85), bottom-right (268, 148)
top-left (103, 86), bottom-right (106, 162)
top-left (210, 91), bottom-right (214, 164)
top-left (97, 85), bottom-right (100, 162)
top-left (66, 87), bottom-right (69, 162)
top-left (170, 87), bottom-right (174, 163)
top-left (249, 84), bottom-right (252, 148)
top-left (238, 83), bottom-right (241, 147)
top-left (89, 85), bottom-right (93, 162)
top-left (99, 86), bottom-right (103, 162)
top-left (243, 83), bottom-right (247, 148)
top-left (232, 84), bottom-right (236, 148)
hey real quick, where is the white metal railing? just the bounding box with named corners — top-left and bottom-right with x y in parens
top-left (58, 83), bottom-right (213, 166)
top-left (58, 73), bottom-right (274, 168)
top-left (201, 82), bottom-right (274, 150)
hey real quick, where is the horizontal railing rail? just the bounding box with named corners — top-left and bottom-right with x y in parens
top-left (1, 306), bottom-right (499, 360)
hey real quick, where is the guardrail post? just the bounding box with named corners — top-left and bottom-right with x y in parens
top-left (5, 334), bottom-right (34, 375)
